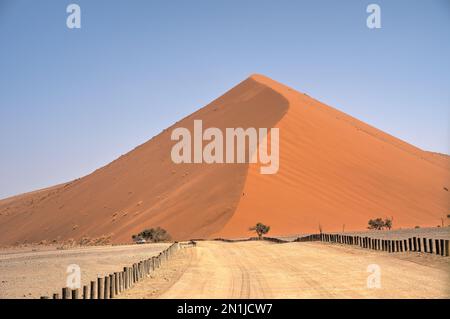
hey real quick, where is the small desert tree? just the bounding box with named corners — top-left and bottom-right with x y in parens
top-left (368, 218), bottom-right (385, 230)
top-left (384, 218), bottom-right (393, 230)
top-left (249, 222), bottom-right (270, 239)
top-left (132, 227), bottom-right (171, 242)
top-left (368, 217), bottom-right (393, 230)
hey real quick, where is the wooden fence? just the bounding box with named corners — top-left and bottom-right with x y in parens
top-left (295, 233), bottom-right (450, 257)
top-left (40, 241), bottom-right (196, 299)
top-left (214, 236), bottom-right (289, 243)
top-left (214, 234), bottom-right (449, 257)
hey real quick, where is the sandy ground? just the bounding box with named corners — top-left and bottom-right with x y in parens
top-left (0, 243), bottom-right (170, 299)
top-left (120, 241), bottom-right (450, 299)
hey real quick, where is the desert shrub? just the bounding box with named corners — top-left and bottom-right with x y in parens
top-left (132, 227), bottom-right (171, 242)
top-left (384, 218), bottom-right (392, 230)
top-left (249, 222), bottom-right (270, 239)
top-left (367, 218), bottom-right (385, 230)
top-left (368, 217), bottom-right (393, 230)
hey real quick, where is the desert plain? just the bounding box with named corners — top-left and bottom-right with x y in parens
top-left (1, 227), bottom-right (449, 299)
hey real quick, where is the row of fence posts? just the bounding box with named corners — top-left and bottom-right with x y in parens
top-left (214, 237), bottom-right (290, 243)
top-left (40, 241), bottom-right (197, 299)
top-left (296, 233), bottom-right (449, 257)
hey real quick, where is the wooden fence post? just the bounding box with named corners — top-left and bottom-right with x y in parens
top-left (118, 272), bottom-right (122, 293)
top-left (440, 239), bottom-right (445, 256)
top-left (429, 238), bottom-right (433, 254)
top-left (408, 238), bottom-right (412, 251)
top-left (104, 276), bottom-right (110, 299)
top-left (417, 238), bottom-right (422, 252)
top-left (129, 266), bottom-right (133, 287)
top-left (83, 285), bottom-right (89, 299)
top-left (97, 277), bottom-right (104, 299)
top-left (136, 263), bottom-right (139, 281)
top-left (71, 289), bottom-right (79, 299)
top-left (119, 271), bottom-right (123, 293)
top-left (129, 267), bottom-right (133, 287)
top-left (110, 274), bottom-right (115, 298)
top-left (445, 240), bottom-right (449, 257)
top-left (435, 239), bottom-right (440, 255)
top-left (423, 238), bottom-right (428, 253)
top-left (136, 263), bottom-right (140, 281)
top-left (138, 262), bottom-right (141, 280)
top-left (123, 267), bottom-right (128, 290)
top-left (115, 272), bottom-right (119, 295)
top-left (62, 287), bottom-right (71, 299)
top-left (137, 262), bottom-right (141, 280)
top-left (90, 280), bottom-right (97, 299)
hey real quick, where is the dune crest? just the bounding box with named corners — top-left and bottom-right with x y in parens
top-left (0, 75), bottom-right (448, 245)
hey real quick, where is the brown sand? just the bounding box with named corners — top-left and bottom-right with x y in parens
top-left (0, 74), bottom-right (448, 244)
top-left (121, 241), bottom-right (450, 299)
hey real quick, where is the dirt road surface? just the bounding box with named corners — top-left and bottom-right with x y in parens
top-left (121, 241), bottom-right (450, 299)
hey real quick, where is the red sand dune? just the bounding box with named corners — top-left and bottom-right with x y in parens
top-left (0, 75), bottom-right (448, 245)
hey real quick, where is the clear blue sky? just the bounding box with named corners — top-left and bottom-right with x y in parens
top-left (0, 0), bottom-right (449, 199)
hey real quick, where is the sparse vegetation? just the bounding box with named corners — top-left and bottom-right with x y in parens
top-left (384, 218), bottom-right (392, 230)
top-left (367, 217), bottom-right (393, 230)
top-left (132, 227), bottom-right (171, 243)
top-left (249, 222), bottom-right (270, 239)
